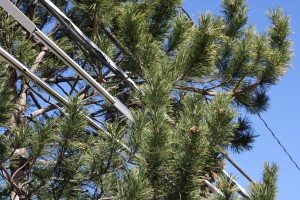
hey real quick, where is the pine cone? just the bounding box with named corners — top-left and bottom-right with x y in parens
top-left (219, 108), bottom-right (226, 114)
top-left (190, 125), bottom-right (198, 133)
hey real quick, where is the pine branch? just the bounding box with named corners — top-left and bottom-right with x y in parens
top-left (0, 163), bottom-right (24, 196)
top-left (31, 47), bottom-right (48, 72)
top-left (176, 84), bottom-right (233, 96)
top-left (30, 104), bottom-right (58, 118)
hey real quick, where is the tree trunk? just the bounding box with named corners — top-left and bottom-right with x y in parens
top-left (8, 70), bottom-right (29, 199)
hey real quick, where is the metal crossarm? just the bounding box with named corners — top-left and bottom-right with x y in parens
top-left (0, 46), bottom-right (134, 154)
top-left (0, 0), bottom-right (133, 121)
top-left (39, 0), bottom-right (141, 92)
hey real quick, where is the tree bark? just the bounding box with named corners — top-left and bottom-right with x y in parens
top-left (10, 83), bottom-right (29, 200)
top-left (8, 46), bottom-right (47, 199)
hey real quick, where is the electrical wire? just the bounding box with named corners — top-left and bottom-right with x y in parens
top-left (257, 113), bottom-right (300, 172)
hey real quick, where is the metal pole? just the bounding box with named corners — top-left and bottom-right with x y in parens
top-left (225, 155), bottom-right (255, 183)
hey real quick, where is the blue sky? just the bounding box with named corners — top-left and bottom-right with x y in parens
top-left (183, 0), bottom-right (300, 199)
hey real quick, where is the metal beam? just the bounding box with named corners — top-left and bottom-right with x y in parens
top-left (0, 0), bottom-right (133, 121)
top-left (203, 180), bottom-right (225, 197)
top-left (222, 170), bottom-right (250, 199)
top-left (0, 46), bottom-right (99, 131)
top-left (0, 46), bottom-right (134, 154)
top-left (39, 0), bottom-right (141, 92)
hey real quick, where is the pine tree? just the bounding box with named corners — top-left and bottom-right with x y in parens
top-left (249, 163), bottom-right (279, 200)
top-left (0, 0), bottom-right (291, 199)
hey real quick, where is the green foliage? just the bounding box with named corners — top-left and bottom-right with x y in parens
top-left (0, 0), bottom-right (292, 199)
top-left (166, 13), bottom-right (192, 53)
top-left (177, 13), bottom-right (225, 78)
top-left (0, 77), bottom-right (14, 125)
top-left (222, 0), bottom-right (248, 37)
top-left (146, 0), bottom-right (183, 39)
top-left (249, 162), bottom-right (279, 200)
top-left (116, 2), bottom-right (149, 61)
top-left (118, 168), bottom-right (154, 200)
top-left (230, 117), bottom-right (257, 153)
top-left (216, 173), bottom-right (240, 200)
top-left (164, 95), bottom-right (210, 199)
top-left (138, 57), bottom-right (174, 198)
top-left (206, 95), bottom-right (236, 147)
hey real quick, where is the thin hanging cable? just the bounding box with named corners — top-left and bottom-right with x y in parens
top-left (257, 113), bottom-right (300, 172)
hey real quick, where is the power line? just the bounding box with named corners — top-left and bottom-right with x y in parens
top-left (257, 113), bottom-right (300, 172)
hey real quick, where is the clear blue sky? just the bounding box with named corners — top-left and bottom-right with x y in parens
top-left (183, 0), bottom-right (300, 199)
